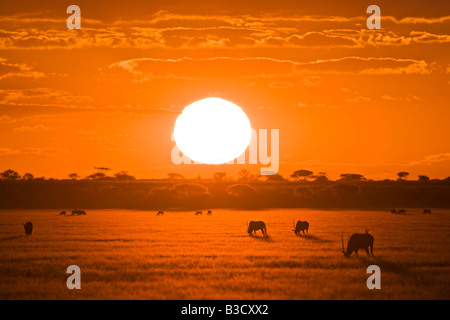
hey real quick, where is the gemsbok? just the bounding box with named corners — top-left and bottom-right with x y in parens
top-left (157, 210), bottom-right (164, 215)
top-left (23, 221), bottom-right (33, 235)
top-left (207, 210), bottom-right (212, 215)
top-left (398, 209), bottom-right (406, 214)
top-left (293, 220), bottom-right (309, 234)
top-left (195, 211), bottom-right (202, 215)
top-left (423, 209), bottom-right (432, 214)
top-left (341, 232), bottom-right (374, 257)
top-left (247, 221), bottom-right (267, 236)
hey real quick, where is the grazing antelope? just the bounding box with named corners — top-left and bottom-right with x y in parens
top-left (207, 210), bottom-right (212, 215)
top-left (72, 210), bottom-right (86, 215)
top-left (423, 209), bottom-right (432, 214)
top-left (23, 221), bottom-right (33, 235)
top-left (398, 209), bottom-right (406, 214)
top-left (341, 232), bottom-right (374, 257)
top-left (156, 210), bottom-right (164, 215)
top-left (60, 211), bottom-right (66, 215)
top-left (390, 209), bottom-right (397, 214)
top-left (247, 221), bottom-right (266, 235)
top-left (293, 220), bottom-right (309, 234)
top-left (195, 211), bottom-right (202, 215)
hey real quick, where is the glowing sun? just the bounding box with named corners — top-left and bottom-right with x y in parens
top-left (174, 98), bottom-right (252, 164)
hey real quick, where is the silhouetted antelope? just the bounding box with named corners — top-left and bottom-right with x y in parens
top-left (156, 210), bottom-right (164, 216)
top-left (293, 220), bottom-right (309, 234)
top-left (423, 209), bottom-right (432, 214)
top-left (23, 221), bottom-right (33, 235)
top-left (195, 211), bottom-right (202, 215)
top-left (72, 210), bottom-right (86, 215)
top-left (398, 209), bottom-right (406, 214)
top-left (247, 221), bottom-right (266, 235)
top-left (341, 232), bottom-right (374, 257)
top-left (60, 211), bottom-right (66, 215)
top-left (390, 209), bottom-right (397, 214)
top-left (207, 210), bottom-right (212, 215)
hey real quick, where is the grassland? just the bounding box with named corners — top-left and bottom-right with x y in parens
top-left (0, 209), bottom-right (449, 299)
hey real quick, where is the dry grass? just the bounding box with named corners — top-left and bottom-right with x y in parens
top-left (0, 209), bottom-right (449, 300)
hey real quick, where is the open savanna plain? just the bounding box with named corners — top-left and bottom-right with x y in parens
top-left (0, 209), bottom-right (449, 299)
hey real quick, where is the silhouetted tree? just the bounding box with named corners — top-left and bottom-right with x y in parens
top-left (0, 169), bottom-right (21, 180)
top-left (22, 173), bottom-right (34, 181)
top-left (213, 172), bottom-right (227, 181)
top-left (314, 172), bottom-right (329, 182)
top-left (114, 171), bottom-right (136, 181)
top-left (238, 169), bottom-right (251, 181)
top-left (397, 172), bottom-right (410, 181)
top-left (87, 172), bottom-right (109, 180)
top-left (94, 167), bottom-right (111, 171)
top-left (167, 173), bottom-right (185, 180)
top-left (265, 173), bottom-right (285, 181)
top-left (291, 170), bottom-right (314, 181)
top-left (68, 173), bottom-right (79, 180)
top-left (340, 173), bottom-right (365, 182)
top-left (418, 175), bottom-right (430, 182)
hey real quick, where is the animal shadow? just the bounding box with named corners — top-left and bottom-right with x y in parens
top-left (0, 235), bottom-right (25, 242)
top-left (295, 233), bottom-right (331, 243)
top-left (249, 234), bottom-right (273, 242)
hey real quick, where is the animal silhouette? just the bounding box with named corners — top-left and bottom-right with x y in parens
top-left (423, 209), bottom-right (432, 214)
top-left (156, 210), bottom-right (164, 215)
top-left (207, 210), bottom-right (212, 215)
top-left (23, 221), bottom-right (33, 235)
top-left (398, 209), bottom-right (406, 214)
top-left (195, 211), bottom-right (202, 215)
top-left (72, 210), bottom-right (86, 215)
top-left (60, 211), bottom-right (66, 215)
top-left (390, 209), bottom-right (397, 214)
top-left (293, 220), bottom-right (309, 234)
top-left (341, 232), bottom-right (374, 257)
top-left (247, 221), bottom-right (266, 235)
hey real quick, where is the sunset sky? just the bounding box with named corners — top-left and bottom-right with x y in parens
top-left (0, 0), bottom-right (449, 180)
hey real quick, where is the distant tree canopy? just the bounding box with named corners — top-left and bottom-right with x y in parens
top-left (213, 172), bottom-right (227, 181)
top-left (418, 175), bottom-right (430, 182)
top-left (291, 170), bottom-right (314, 180)
top-left (314, 172), bottom-right (329, 182)
top-left (114, 171), bottom-right (136, 181)
top-left (397, 172), bottom-right (410, 181)
top-left (68, 173), bottom-right (79, 180)
top-left (265, 173), bottom-right (285, 181)
top-left (22, 173), bottom-right (34, 181)
top-left (87, 172), bottom-right (109, 180)
top-left (167, 173), bottom-right (185, 180)
top-left (340, 173), bottom-right (366, 182)
top-left (0, 169), bottom-right (21, 180)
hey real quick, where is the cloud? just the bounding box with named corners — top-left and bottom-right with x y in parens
top-left (0, 57), bottom-right (44, 80)
top-left (13, 124), bottom-right (52, 132)
top-left (269, 81), bottom-right (294, 89)
top-left (107, 56), bottom-right (431, 82)
top-left (0, 11), bottom-right (448, 50)
top-left (0, 147), bottom-right (68, 156)
top-left (0, 88), bottom-right (94, 109)
top-left (408, 153), bottom-right (450, 166)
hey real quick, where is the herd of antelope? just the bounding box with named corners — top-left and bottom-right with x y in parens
top-left (22, 207), bottom-right (434, 258)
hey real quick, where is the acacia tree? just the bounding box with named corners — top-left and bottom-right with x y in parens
top-left (0, 169), bottom-right (21, 180)
top-left (291, 170), bottom-right (314, 181)
top-left (68, 173), bottom-right (79, 180)
top-left (397, 172), bottom-right (410, 181)
top-left (22, 173), bottom-right (34, 181)
top-left (340, 173), bottom-right (366, 182)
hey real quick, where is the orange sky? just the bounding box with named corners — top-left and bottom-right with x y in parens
top-left (0, 0), bottom-right (449, 180)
